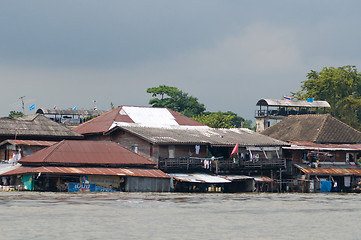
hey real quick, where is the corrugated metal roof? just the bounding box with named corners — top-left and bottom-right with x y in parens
top-left (295, 164), bottom-right (361, 176)
top-left (171, 173), bottom-right (231, 183)
top-left (73, 106), bottom-right (207, 135)
top-left (223, 175), bottom-right (254, 181)
top-left (0, 139), bottom-right (57, 147)
top-left (0, 166), bottom-right (170, 178)
top-left (0, 114), bottom-right (83, 139)
top-left (118, 126), bottom-right (288, 147)
top-left (0, 163), bottom-right (21, 174)
top-left (284, 141), bottom-right (361, 151)
top-left (18, 140), bottom-right (156, 166)
top-left (253, 176), bottom-right (274, 182)
top-left (256, 99), bottom-right (330, 108)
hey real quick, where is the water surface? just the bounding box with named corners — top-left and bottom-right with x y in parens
top-left (0, 192), bottom-right (359, 240)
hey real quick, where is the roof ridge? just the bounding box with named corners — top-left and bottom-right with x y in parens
top-left (43, 140), bottom-right (67, 162)
top-left (314, 114), bottom-right (329, 142)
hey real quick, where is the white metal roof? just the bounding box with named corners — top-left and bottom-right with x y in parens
top-left (171, 173), bottom-right (231, 183)
top-left (120, 106), bottom-right (179, 127)
top-left (256, 99), bottom-right (330, 108)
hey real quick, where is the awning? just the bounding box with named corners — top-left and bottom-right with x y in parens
top-left (0, 166), bottom-right (170, 179)
top-left (0, 139), bottom-right (57, 147)
top-left (223, 175), bottom-right (254, 181)
top-left (171, 173), bottom-right (231, 183)
top-left (295, 164), bottom-right (361, 176)
top-left (253, 176), bottom-right (274, 182)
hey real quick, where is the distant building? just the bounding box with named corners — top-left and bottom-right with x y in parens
top-left (36, 108), bottom-right (107, 126)
top-left (255, 98), bottom-right (330, 132)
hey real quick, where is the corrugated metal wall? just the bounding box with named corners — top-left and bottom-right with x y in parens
top-left (125, 177), bottom-right (170, 192)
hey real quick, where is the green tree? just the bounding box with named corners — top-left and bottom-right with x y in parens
top-left (147, 85), bottom-right (206, 117)
top-left (292, 65), bottom-right (361, 129)
top-left (147, 85), bottom-right (253, 129)
top-left (193, 111), bottom-right (235, 128)
top-left (223, 111), bottom-right (253, 129)
top-left (9, 111), bottom-right (24, 119)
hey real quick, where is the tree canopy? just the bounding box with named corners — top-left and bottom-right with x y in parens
top-left (147, 85), bottom-right (206, 117)
top-left (292, 65), bottom-right (361, 130)
top-left (147, 85), bottom-right (253, 129)
top-left (193, 111), bottom-right (235, 128)
top-left (8, 111), bottom-right (24, 119)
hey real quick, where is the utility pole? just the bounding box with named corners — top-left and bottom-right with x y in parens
top-left (19, 96), bottom-right (25, 114)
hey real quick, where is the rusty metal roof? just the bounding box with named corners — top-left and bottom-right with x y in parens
top-left (296, 164), bottom-right (361, 176)
top-left (73, 106), bottom-right (207, 135)
top-left (0, 139), bottom-right (57, 147)
top-left (18, 140), bottom-right (156, 167)
top-left (0, 166), bottom-right (170, 178)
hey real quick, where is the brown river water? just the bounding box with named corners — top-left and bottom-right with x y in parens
top-left (0, 192), bottom-right (360, 240)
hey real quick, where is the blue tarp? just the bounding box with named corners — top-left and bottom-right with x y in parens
top-left (320, 180), bottom-right (332, 193)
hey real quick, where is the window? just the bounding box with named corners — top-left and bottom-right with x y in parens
top-left (168, 145), bottom-right (175, 158)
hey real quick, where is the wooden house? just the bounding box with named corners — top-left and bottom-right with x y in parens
top-left (72, 106), bottom-right (289, 193)
top-left (0, 114), bottom-right (83, 162)
top-left (262, 114), bottom-right (361, 192)
top-left (0, 140), bottom-right (170, 192)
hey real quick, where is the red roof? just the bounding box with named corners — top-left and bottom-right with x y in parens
top-left (74, 107), bottom-right (121, 134)
top-left (0, 166), bottom-right (169, 178)
top-left (73, 106), bottom-right (206, 135)
top-left (18, 140), bottom-right (156, 166)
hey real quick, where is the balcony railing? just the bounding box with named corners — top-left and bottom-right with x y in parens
top-left (158, 157), bottom-right (286, 172)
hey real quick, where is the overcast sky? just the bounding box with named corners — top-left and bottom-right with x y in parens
top-left (1, 1), bottom-right (361, 121)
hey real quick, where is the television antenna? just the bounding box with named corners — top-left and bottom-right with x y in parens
top-left (19, 96), bottom-right (26, 114)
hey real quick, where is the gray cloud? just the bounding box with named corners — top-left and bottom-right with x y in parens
top-left (2, 1), bottom-right (361, 122)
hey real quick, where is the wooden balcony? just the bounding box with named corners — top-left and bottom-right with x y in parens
top-left (158, 157), bottom-right (286, 172)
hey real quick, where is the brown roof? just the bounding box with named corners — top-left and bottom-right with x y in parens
top-left (261, 114), bottom-right (361, 144)
top-left (0, 166), bottom-right (169, 178)
top-left (18, 140), bottom-right (156, 167)
top-left (0, 139), bottom-right (57, 147)
top-left (73, 105), bottom-right (206, 135)
top-left (0, 114), bottom-right (83, 139)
